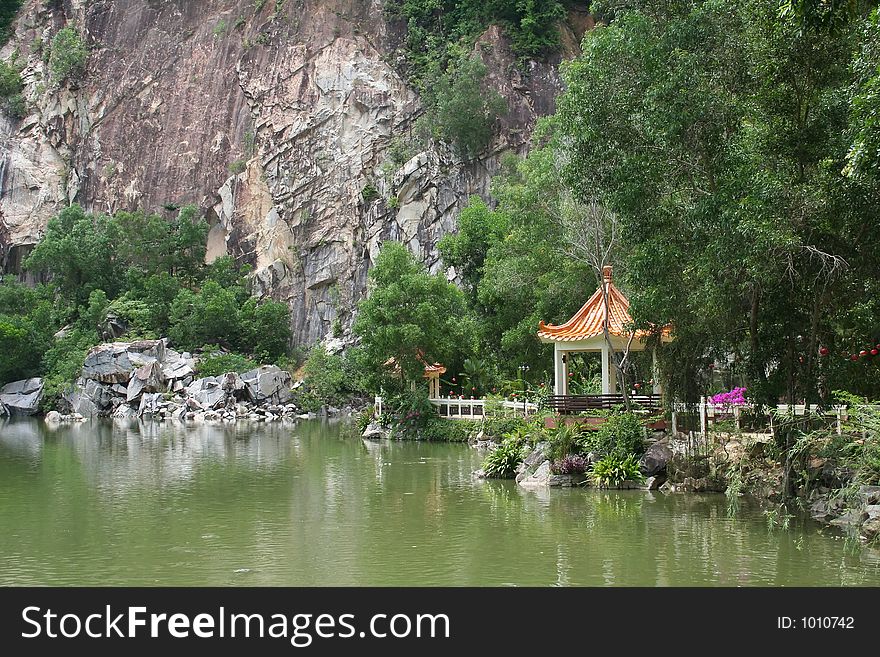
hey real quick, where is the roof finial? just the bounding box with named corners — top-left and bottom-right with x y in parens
top-left (602, 264), bottom-right (613, 285)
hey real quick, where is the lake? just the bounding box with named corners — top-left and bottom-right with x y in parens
top-left (1, 418), bottom-right (878, 586)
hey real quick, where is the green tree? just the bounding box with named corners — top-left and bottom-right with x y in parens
top-left (24, 204), bottom-right (123, 311)
top-left (554, 0), bottom-right (880, 404)
top-left (352, 241), bottom-right (472, 390)
top-left (48, 26), bottom-right (88, 84)
top-left (168, 280), bottom-right (243, 351)
top-left (0, 58), bottom-right (25, 118)
top-left (302, 345), bottom-right (346, 403)
top-left (438, 195), bottom-right (509, 297)
top-left (240, 297), bottom-right (291, 361)
top-left (426, 55), bottom-right (507, 157)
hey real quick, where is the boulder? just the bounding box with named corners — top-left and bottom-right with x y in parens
top-left (859, 486), bottom-right (880, 506)
top-left (861, 517), bottom-right (880, 541)
top-left (44, 410), bottom-right (62, 424)
top-left (138, 392), bottom-right (164, 416)
top-left (645, 474), bottom-right (666, 490)
top-left (84, 379), bottom-right (116, 412)
top-left (639, 441), bottom-right (673, 477)
top-left (126, 361), bottom-right (167, 402)
top-left (112, 404), bottom-right (138, 419)
top-left (186, 377), bottom-right (225, 410)
top-left (548, 473), bottom-right (587, 487)
top-left (161, 357), bottom-right (194, 382)
top-left (81, 340), bottom-right (166, 383)
top-left (0, 377), bottom-right (44, 415)
top-left (865, 505), bottom-right (880, 521)
top-left (362, 422), bottom-right (387, 440)
top-left (518, 460), bottom-right (552, 488)
top-left (241, 366), bottom-right (293, 404)
top-left (67, 388), bottom-right (100, 418)
top-left (523, 442), bottom-right (550, 469)
top-left (219, 371), bottom-right (246, 393)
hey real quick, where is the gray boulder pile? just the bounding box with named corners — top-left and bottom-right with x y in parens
top-left (59, 340), bottom-right (298, 422)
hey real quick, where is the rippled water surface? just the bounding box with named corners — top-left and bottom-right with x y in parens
top-left (1, 418), bottom-right (879, 586)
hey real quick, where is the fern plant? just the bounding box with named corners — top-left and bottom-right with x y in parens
top-left (590, 453), bottom-right (643, 488)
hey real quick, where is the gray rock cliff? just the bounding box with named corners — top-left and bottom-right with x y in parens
top-left (0, 0), bottom-right (589, 346)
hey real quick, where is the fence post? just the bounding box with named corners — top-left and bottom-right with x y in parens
top-left (671, 410), bottom-right (678, 436)
top-left (734, 406), bottom-right (741, 431)
top-left (700, 397), bottom-right (707, 440)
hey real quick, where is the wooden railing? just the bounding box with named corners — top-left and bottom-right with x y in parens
top-left (546, 394), bottom-right (661, 414)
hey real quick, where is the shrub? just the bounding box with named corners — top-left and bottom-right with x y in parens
top-left (302, 345), bottom-right (345, 404)
top-left (198, 351), bottom-right (259, 377)
top-left (426, 56), bottom-right (507, 157)
top-left (356, 405), bottom-right (375, 433)
top-left (41, 327), bottom-right (97, 411)
top-left (0, 60), bottom-right (25, 118)
top-left (228, 158), bottom-right (247, 174)
top-left (551, 454), bottom-right (589, 475)
top-left (590, 453), bottom-right (644, 488)
top-left (482, 436), bottom-right (526, 478)
top-left (49, 27), bottom-right (88, 84)
top-left (361, 183), bottom-right (379, 204)
top-left (240, 297), bottom-right (291, 361)
top-left (547, 423), bottom-right (582, 462)
top-left (580, 411), bottom-right (645, 459)
top-left (420, 418), bottom-right (477, 442)
top-left (482, 415), bottom-right (529, 440)
top-left (387, 389), bottom-right (438, 436)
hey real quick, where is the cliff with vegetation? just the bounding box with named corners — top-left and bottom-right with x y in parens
top-left (0, 0), bottom-right (590, 345)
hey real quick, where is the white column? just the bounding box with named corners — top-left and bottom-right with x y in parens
top-left (601, 343), bottom-right (611, 394)
top-left (554, 343), bottom-right (569, 395)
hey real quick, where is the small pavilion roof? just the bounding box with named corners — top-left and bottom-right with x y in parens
top-left (383, 352), bottom-right (446, 376)
top-left (422, 362), bottom-right (446, 377)
top-left (537, 265), bottom-right (667, 343)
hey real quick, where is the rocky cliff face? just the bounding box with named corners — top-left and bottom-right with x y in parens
top-left (0, 0), bottom-right (588, 346)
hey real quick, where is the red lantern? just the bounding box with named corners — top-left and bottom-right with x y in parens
top-left (851, 354), bottom-right (859, 362)
top-left (872, 349), bottom-right (879, 357)
top-left (798, 356), bottom-right (804, 363)
top-left (819, 347), bottom-right (829, 356)
top-left (568, 372), bottom-right (573, 377)
top-left (860, 350), bottom-right (868, 357)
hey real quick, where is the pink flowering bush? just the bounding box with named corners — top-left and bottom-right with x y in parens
top-left (709, 387), bottom-right (747, 408)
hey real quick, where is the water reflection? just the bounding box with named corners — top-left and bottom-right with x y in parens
top-left (1, 418), bottom-right (879, 586)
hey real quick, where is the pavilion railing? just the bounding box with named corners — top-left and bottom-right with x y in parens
top-left (546, 394), bottom-right (661, 415)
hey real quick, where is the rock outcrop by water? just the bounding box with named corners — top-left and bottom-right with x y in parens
top-left (0, 377), bottom-right (43, 415)
top-left (0, 1), bottom-right (590, 347)
top-left (811, 485), bottom-right (880, 542)
top-left (60, 338), bottom-right (300, 422)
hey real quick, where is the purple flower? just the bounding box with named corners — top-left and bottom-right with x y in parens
top-left (710, 387), bottom-right (747, 407)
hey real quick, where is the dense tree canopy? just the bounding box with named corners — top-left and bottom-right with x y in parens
top-left (434, 0), bottom-right (880, 404)
top-left (352, 242), bottom-right (474, 390)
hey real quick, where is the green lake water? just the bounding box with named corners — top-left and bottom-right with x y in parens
top-left (1, 418), bottom-right (879, 586)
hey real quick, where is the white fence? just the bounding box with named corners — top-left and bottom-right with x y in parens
top-left (373, 396), bottom-right (537, 420)
top-left (429, 398), bottom-right (538, 420)
top-left (671, 398), bottom-right (852, 437)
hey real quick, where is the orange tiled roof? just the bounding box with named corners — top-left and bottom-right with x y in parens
top-left (537, 265), bottom-right (665, 342)
top-left (422, 362), bottom-right (447, 376)
top-left (384, 352), bottom-right (446, 375)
